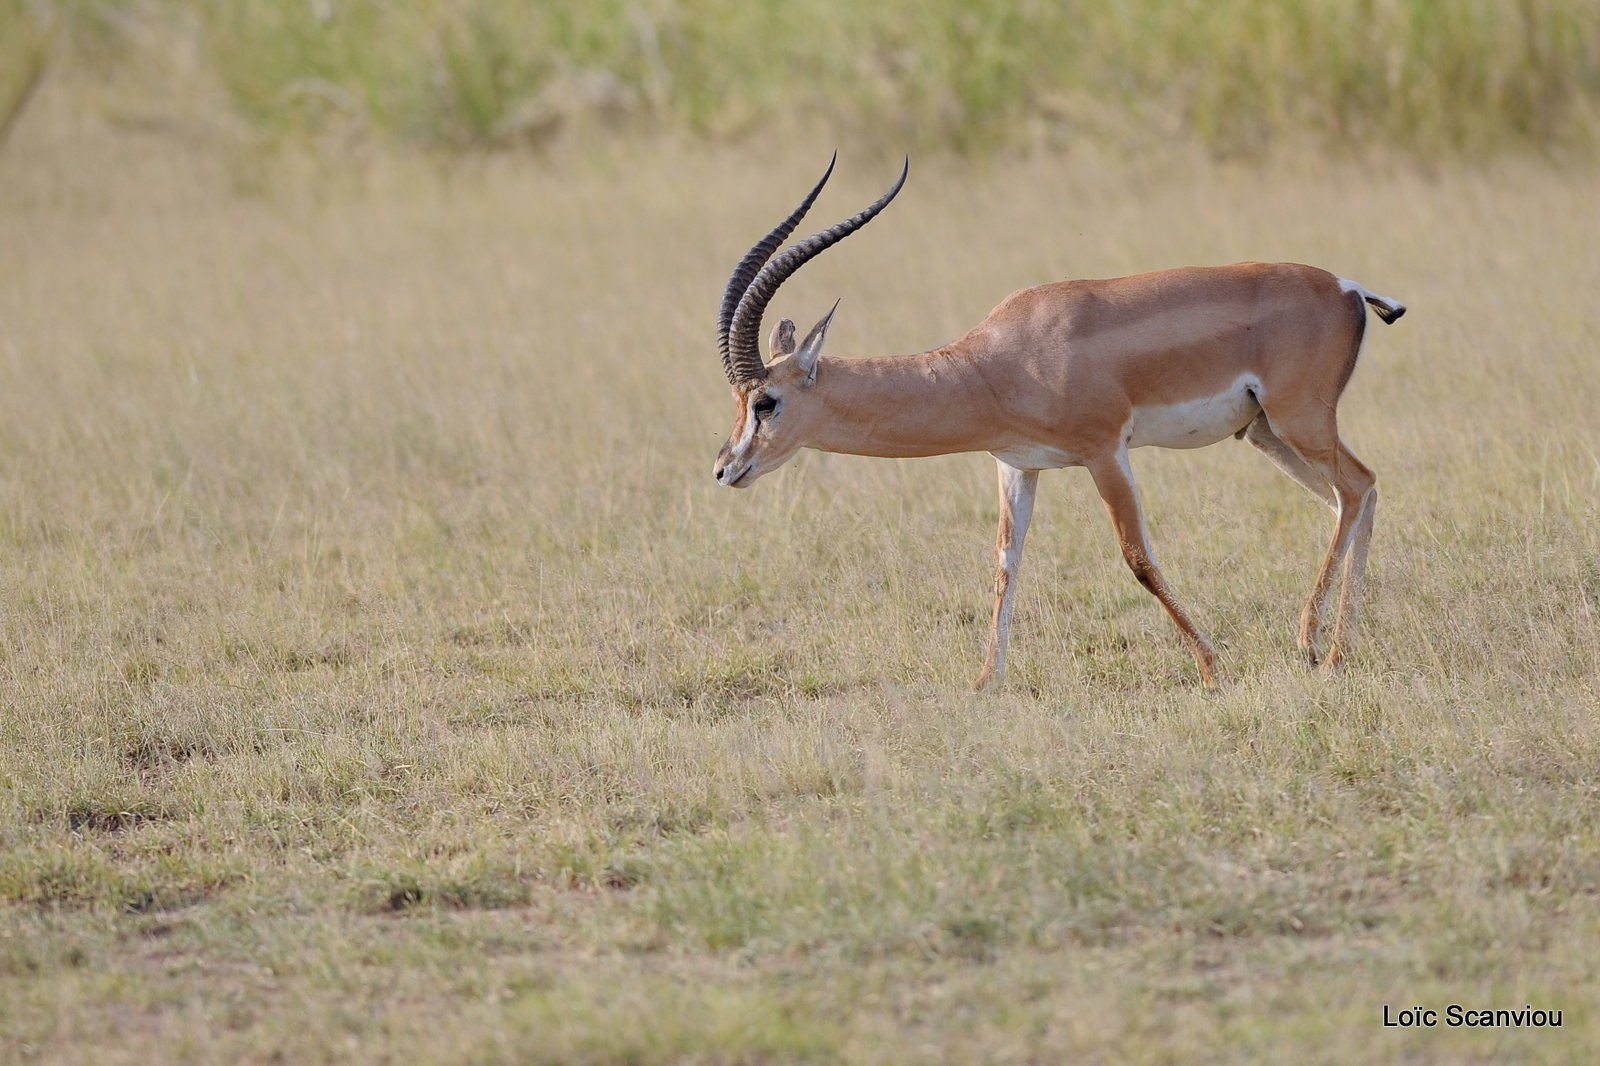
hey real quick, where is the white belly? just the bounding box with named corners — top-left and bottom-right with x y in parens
top-left (989, 443), bottom-right (1084, 469)
top-left (1126, 377), bottom-right (1261, 450)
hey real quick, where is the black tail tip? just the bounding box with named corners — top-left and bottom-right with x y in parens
top-left (1366, 297), bottom-right (1406, 325)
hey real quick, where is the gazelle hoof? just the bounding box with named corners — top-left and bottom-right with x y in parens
top-left (1317, 644), bottom-right (1349, 676)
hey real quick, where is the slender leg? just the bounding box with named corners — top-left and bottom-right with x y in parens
top-left (1243, 413), bottom-right (1335, 509)
top-left (1087, 449), bottom-right (1222, 689)
top-left (1324, 444), bottom-right (1377, 672)
top-left (1262, 413), bottom-right (1377, 668)
top-left (974, 461), bottom-right (1039, 690)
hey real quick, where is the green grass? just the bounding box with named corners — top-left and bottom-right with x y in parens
top-left (12, 0), bottom-right (1600, 157)
top-left (1, 101), bottom-right (1599, 1060)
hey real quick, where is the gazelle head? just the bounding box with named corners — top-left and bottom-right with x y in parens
top-left (712, 155), bottom-right (907, 488)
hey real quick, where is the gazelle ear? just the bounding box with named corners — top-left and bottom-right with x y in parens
top-left (794, 300), bottom-right (839, 382)
top-left (769, 318), bottom-right (796, 357)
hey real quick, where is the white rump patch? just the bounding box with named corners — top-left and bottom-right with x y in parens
top-left (1339, 275), bottom-right (1405, 321)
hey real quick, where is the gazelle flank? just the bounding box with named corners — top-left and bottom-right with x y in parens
top-left (713, 157), bottom-right (1406, 690)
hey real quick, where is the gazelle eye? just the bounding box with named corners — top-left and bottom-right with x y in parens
top-left (753, 395), bottom-right (778, 419)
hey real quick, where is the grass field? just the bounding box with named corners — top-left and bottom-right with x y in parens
top-left (2, 106), bottom-right (1599, 1061)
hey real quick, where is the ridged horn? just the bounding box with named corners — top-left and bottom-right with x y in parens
top-left (727, 157), bottom-right (908, 384)
top-left (717, 153), bottom-right (836, 386)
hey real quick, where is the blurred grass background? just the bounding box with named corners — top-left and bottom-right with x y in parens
top-left (4, 0), bottom-right (1600, 159)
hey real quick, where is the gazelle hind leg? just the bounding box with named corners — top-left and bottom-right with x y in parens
top-left (974, 462), bottom-right (1039, 690)
top-left (1087, 450), bottom-right (1222, 689)
top-left (1261, 412), bottom-right (1376, 667)
top-left (1324, 443), bottom-right (1378, 672)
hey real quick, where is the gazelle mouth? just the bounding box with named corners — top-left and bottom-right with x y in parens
top-left (726, 464), bottom-right (753, 487)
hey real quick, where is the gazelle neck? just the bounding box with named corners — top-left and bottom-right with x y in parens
top-left (804, 346), bottom-right (1008, 459)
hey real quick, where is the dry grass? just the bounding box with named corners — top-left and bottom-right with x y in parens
top-left (2, 103), bottom-right (1598, 1062)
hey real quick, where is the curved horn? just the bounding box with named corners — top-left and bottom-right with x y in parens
top-left (717, 153), bottom-right (836, 386)
top-left (727, 157), bottom-right (908, 384)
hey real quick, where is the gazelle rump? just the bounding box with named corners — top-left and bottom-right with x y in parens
top-left (713, 158), bottom-right (1406, 689)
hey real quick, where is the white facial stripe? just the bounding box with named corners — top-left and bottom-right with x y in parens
top-left (729, 394), bottom-right (760, 460)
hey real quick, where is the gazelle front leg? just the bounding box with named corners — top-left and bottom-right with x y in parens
top-left (974, 461), bottom-right (1038, 690)
top-left (1087, 449), bottom-right (1223, 689)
